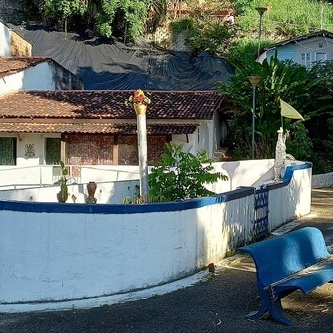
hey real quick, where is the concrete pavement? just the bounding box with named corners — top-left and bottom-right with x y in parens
top-left (0, 188), bottom-right (333, 332)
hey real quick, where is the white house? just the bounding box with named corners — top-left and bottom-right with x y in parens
top-left (0, 19), bottom-right (31, 57)
top-left (0, 90), bottom-right (226, 174)
top-left (0, 19), bottom-right (228, 185)
top-left (0, 57), bottom-right (83, 96)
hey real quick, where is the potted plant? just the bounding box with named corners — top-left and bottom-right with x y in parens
top-left (56, 161), bottom-right (69, 203)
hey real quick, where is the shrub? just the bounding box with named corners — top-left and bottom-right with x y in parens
top-left (148, 143), bottom-right (228, 202)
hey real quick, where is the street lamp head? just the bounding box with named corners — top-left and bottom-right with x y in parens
top-left (255, 7), bottom-right (267, 16)
top-left (247, 75), bottom-right (263, 86)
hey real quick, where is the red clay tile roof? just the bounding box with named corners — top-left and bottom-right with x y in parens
top-left (0, 90), bottom-right (223, 120)
top-left (0, 90), bottom-right (223, 134)
top-left (0, 57), bottom-right (51, 76)
top-left (0, 122), bottom-right (198, 135)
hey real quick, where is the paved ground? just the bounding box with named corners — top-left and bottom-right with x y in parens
top-left (0, 188), bottom-right (333, 333)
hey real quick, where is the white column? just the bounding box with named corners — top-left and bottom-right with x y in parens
top-left (136, 109), bottom-right (149, 202)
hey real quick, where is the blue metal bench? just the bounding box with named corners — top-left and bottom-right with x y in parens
top-left (238, 227), bottom-right (333, 325)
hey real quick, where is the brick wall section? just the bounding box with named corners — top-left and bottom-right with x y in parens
top-left (118, 135), bottom-right (168, 165)
top-left (146, 27), bottom-right (190, 52)
top-left (66, 134), bottom-right (168, 166)
top-left (147, 136), bottom-right (168, 165)
top-left (67, 135), bottom-right (114, 165)
top-left (119, 136), bottom-right (138, 165)
top-left (119, 135), bottom-right (168, 165)
top-left (11, 30), bottom-right (32, 56)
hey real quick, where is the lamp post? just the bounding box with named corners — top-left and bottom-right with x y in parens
top-left (255, 7), bottom-right (267, 59)
top-left (248, 75), bottom-right (262, 159)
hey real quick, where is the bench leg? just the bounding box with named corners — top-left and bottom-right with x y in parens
top-left (246, 299), bottom-right (292, 326)
top-left (269, 299), bottom-right (292, 326)
top-left (246, 302), bottom-right (267, 321)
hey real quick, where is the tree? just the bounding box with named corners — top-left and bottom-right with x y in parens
top-left (146, 0), bottom-right (168, 33)
top-left (148, 143), bottom-right (227, 202)
top-left (18, 0), bottom-right (164, 42)
top-left (18, 0), bottom-right (45, 21)
top-left (45, 0), bottom-right (87, 36)
top-left (301, 60), bottom-right (333, 173)
top-left (94, 0), bottom-right (149, 41)
top-left (170, 1), bottom-right (236, 55)
top-left (214, 53), bottom-right (316, 159)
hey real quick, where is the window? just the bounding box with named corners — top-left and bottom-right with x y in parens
top-left (301, 52), bottom-right (311, 67)
top-left (315, 52), bottom-right (327, 62)
top-left (0, 137), bottom-right (16, 165)
top-left (45, 138), bottom-right (61, 165)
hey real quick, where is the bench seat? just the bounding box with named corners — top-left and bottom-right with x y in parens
top-left (269, 258), bottom-right (333, 301)
top-left (239, 227), bottom-right (333, 325)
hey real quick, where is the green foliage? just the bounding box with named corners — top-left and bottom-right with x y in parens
top-left (123, 1), bottom-right (148, 40)
top-left (232, 0), bottom-right (333, 39)
top-left (18, 0), bottom-right (154, 41)
top-left (43, 0), bottom-right (87, 35)
top-left (94, 0), bottom-right (148, 40)
top-left (187, 19), bottom-right (234, 55)
top-left (169, 3), bottom-right (236, 55)
top-left (214, 53), bottom-right (314, 159)
top-left (45, 0), bottom-right (87, 19)
top-left (227, 38), bottom-right (258, 69)
top-left (122, 185), bottom-right (144, 204)
top-left (226, 0), bottom-right (333, 72)
top-left (285, 124), bottom-right (313, 161)
top-left (310, 116), bottom-right (333, 174)
top-left (170, 18), bottom-right (195, 33)
top-left (301, 61), bottom-right (333, 173)
top-left (223, 0), bottom-right (333, 170)
top-left (148, 143), bottom-right (228, 202)
top-left (56, 160), bottom-right (69, 203)
top-left (18, 0), bottom-right (44, 20)
top-left (146, 0), bottom-right (168, 33)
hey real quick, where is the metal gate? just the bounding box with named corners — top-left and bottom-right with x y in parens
top-left (253, 185), bottom-right (269, 240)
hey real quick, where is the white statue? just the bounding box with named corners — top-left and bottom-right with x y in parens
top-left (274, 127), bottom-right (287, 181)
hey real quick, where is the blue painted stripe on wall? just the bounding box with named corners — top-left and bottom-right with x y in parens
top-left (0, 188), bottom-right (254, 214)
top-left (283, 162), bottom-right (312, 183)
top-left (0, 163), bottom-right (311, 215)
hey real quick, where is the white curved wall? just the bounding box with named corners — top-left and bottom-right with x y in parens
top-left (0, 162), bottom-right (312, 312)
top-left (0, 191), bottom-right (253, 303)
top-left (0, 159), bottom-right (277, 198)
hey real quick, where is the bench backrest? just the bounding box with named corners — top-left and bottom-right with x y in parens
top-left (239, 227), bottom-right (330, 286)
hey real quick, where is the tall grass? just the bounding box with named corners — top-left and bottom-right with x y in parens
top-left (236, 0), bottom-right (333, 42)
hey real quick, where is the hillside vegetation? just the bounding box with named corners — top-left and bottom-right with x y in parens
top-left (11, 1), bottom-right (333, 58)
top-left (226, 0), bottom-right (333, 67)
top-left (237, 0), bottom-right (333, 39)
top-left (218, 0), bottom-right (333, 173)
top-left (5, 0), bottom-right (333, 172)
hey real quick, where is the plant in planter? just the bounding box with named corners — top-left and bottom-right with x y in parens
top-left (122, 185), bottom-right (144, 204)
top-left (148, 143), bottom-right (228, 202)
top-left (56, 161), bottom-right (69, 203)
